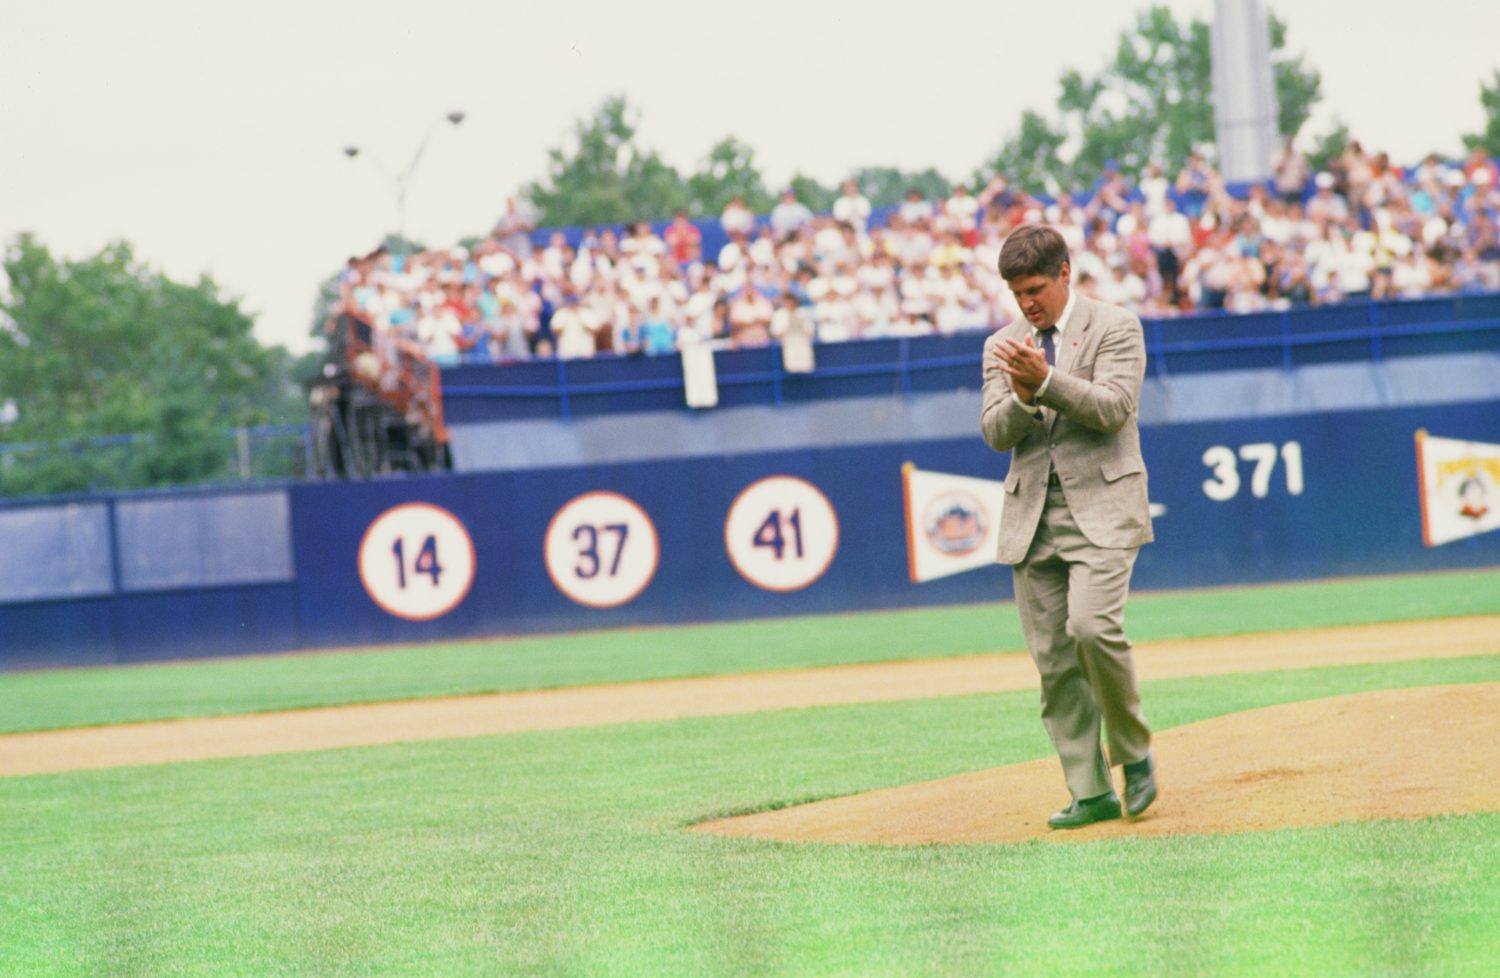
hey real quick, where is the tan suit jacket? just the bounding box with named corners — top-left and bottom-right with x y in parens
top-left (980, 294), bottom-right (1153, 563)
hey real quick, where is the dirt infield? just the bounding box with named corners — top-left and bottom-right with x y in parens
top-left (1, 615), bottom-right (1497, 785)
top-left (695, 682), bottom-right (1500, 844)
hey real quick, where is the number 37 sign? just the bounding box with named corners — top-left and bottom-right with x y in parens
top-left (544, 492), bottom-right (661, 609)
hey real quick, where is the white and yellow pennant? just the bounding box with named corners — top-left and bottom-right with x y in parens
top-left (1416, 430), bottom-right (1500, 547)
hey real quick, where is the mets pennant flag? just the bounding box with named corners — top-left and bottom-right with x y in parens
top-left (1415, 430), bottom-right (1500, 547)
top-left (902, 463), bottom-right (1007, 583)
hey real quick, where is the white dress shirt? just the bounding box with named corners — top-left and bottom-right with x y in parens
top-left (1015, 287), bottom-right (1076, 414)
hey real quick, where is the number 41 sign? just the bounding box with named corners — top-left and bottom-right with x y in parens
top-left (358, 503), bottom-right (477, 621)
top-left (725, 475), bottom-right (839, 592)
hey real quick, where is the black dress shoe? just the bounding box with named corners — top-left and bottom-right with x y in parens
top-left (1047, 792), bottom-right (1122, 829)
top-left (1124, 755), bottom-right (1157, 817)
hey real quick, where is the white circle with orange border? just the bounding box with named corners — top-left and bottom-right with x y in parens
top-left (358, 502), bottom-right (476, 621)
top-left (545, 492), bottom-right (660, 608)
top-left (724, 475), bottom-right (839, 592)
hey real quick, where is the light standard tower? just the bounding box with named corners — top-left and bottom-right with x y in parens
top-left (343, 110), bottom-right (466, 244)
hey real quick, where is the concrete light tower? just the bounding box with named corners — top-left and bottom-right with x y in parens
top-left (1211, 0), bottom-right (1280, 183)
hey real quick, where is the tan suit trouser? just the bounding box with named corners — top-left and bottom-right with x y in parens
top-left (1013, 481), bottom-right (1151, 801)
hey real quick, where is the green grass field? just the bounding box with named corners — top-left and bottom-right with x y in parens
top-left (5, 567), bottom-right (1500, 735)
top-left (3, 569), bottom-right (1499, 976)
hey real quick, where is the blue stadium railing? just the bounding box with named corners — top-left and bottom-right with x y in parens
top-left (439, 290), bottom-right (1500, 424)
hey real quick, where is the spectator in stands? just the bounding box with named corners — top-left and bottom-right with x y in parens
top-left (748, 224), bottom-right (779, 269)
top-left (814, 219), bottom-right (861, 269)
top-left (1464, 169), bottom-right (1500, 223)
top-left (487, 287), bottom-right (532, 362)
top-left (1472, 217), bottom-right (1500, 290)
top-left (338, 132), bottom-right (1500, 373)
top-left (942, 183), bottom-right (982, 243)
top-left (1339, 141), bottom-right (1376, 223)
top-left (976, 172), bottom-right (1012, 211)
top-left (886, 211), bottom-right (935, 267)
top-left (620, 222), bottom-right (668, 272)
top-left (1088, 161), bottom-right (1133, 229)
top-left (1363, 151), bottom-right (1404, 217)
top-left (771, 289), bottom-right (815, 342)
top-left (1138, 161), bottom-right (1170, 217)
top-left (1388, 243), bottom-right (1431, 297)
top-left (770, 188), bottom-right (814, 239)
top-left (1461, 147), bottom-right (1499, 190)
top-left (1279, 245), bottom-right (1316, 306)
top-left (709, 296), bottom-right (733, 342)
top-left (728, 285), bottom-right (774, 348)
top-left (1411, 153), bottom-right (1449, 202)
top-left (551, 294), bottom-right (602, 360)
top-left (492, 196), bottom-right (537, 259)
top-left (1272, 136), bottom-right (1311, 205)
top-left (1306, 172), bottom-right (1352, 226)
top-left (1312, 224), bottom-right (1375, 302)
top-left (931, 262), bottom-right (983, 333)
top-left (538, 231), bottom-right (573, 283)
top-left (1174, 151), bottom-right (1215, 217)
top-left (832, 180), bottom-right (872, 236)
top-left (899, 188), bottom-right (936, 228)
top-left (1148, 197), bottom-right (1192, 307)
top-left (417, 285), bottom-right (466, 365)
top-left (679, 266), bottom-right (721, 344)
top-left (1046, 192), bottom-right (1087, 252)
top-left (721, 195), bottom-right (756, 238)
top-left (1183, 243), bottom-right (1231, 310)
top-left (633, 297), bottom-right (678, 356)
top-left (591, 281), bottom-right (633, 355)
top-left (811, 266), bottom-right (858, 343)
top-left (664, 209), bottom-right (703, 269)
top-left (930, 230), bottom-right (972, 272)
top-left (1222, 250), bottom-right (1268, 313)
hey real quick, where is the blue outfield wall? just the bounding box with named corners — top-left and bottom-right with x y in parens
top-left (2, 396), bottom-right (1497, 669)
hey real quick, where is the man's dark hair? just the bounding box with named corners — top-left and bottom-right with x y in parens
top-left (999, 225), bottom-right (1070, 280)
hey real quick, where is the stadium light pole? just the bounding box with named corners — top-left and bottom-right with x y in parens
top-left (343, 110), bottom-right (466, 245)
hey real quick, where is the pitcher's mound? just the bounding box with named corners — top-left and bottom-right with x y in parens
top-left (694, 682), bottom-right (1500, 845)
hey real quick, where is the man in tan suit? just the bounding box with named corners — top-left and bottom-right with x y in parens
top-left (980, 225), bottom-right (1157, 829)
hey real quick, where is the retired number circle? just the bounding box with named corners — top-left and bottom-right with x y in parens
top-left (358, 502), bottom-right (476, 621)
top-left (724, 475), bottom-right (839, 592)
top-left (544, 491), bottom-right (660, 608)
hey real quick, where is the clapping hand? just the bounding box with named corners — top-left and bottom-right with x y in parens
top-left (994, 336), bottom-right (1049, 403)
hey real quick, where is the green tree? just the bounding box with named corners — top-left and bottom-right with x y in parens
top-left (1462, 70), bottom-right (1500, 157)
top-left (787, 173), bottom-right (838, 213)
top-left (0, 234), bottom-right (302, 496)
top-left (1268, 16), bottom-right (1321, 140)
top-left (979, 5), bottom-right (1321, 191)
top-left (525, 95), bottom-right (688, 227)
top-left (685, 137), bottom-right (774, 218)
top-left (970, 111), bottom-right (1068, 196)
top-left (1307, 117), bottom-right (1351, 173)
top-left (849, 167), bottom-right (953, 208)
top-left (308, 269), bottom-right (346, 345)
top-left (378, 233), bottom-right (429, 257)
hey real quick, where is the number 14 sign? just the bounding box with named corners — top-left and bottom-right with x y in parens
top-left (358, 502), bottom-right (477, 621)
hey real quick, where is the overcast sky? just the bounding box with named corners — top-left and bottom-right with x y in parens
top-left (3, 0), bottom-right (1497, 354)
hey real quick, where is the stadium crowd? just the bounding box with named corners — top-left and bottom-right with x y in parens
top-left (337, 141), bottom-right (1500, 366)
